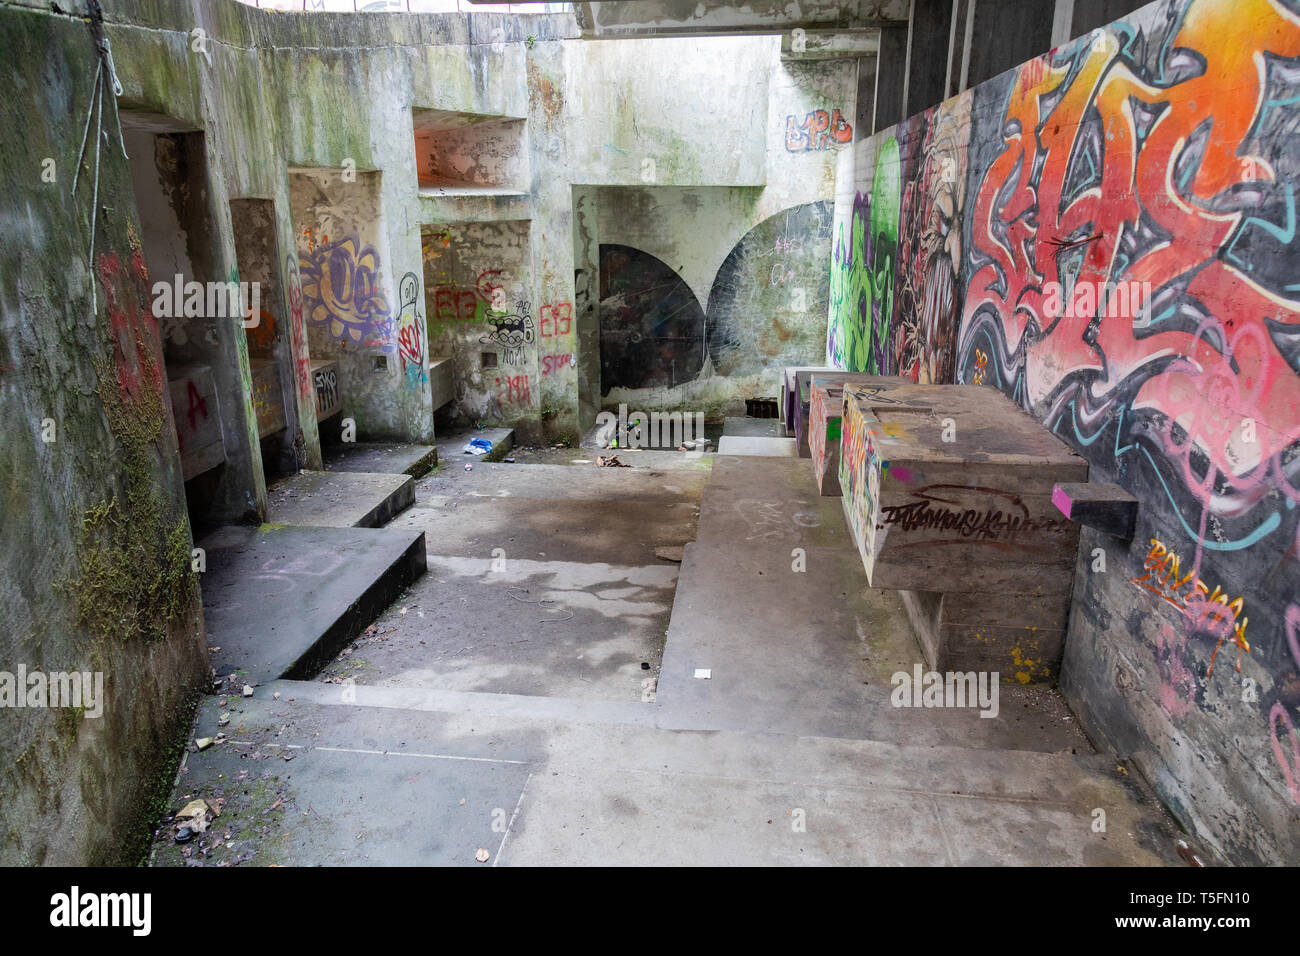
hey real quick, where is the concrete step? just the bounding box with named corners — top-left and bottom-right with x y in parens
top-left (655, 538), bottom-right (1092, 752)
top-left (388, 495), bottom-right (699, 566)
top-left (324, 441), bottom-right (438, 479)
top-left (722, 416), bottom-right (784, 438)
top-left (416, 459), bottom-right (712, 502)
top-left (715, 435), bottom-right (797, 456)
top-left (436, 427), bottom-right (514, 463)
top-left (316, 554), bottom-right (676, 702)
top-left (150, 678), bottom-right (1181, 867)
top-left (267, 470), bottom-right (415, 528)
top-left (197, 524), bottom-right (427, 685)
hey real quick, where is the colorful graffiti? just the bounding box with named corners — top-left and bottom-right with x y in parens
top-left (827, 0), bottom-right (1300, 857)
top-left (298, 236), bottom-right (391, 344)
top-left (539, 302), bottom-right (573, 338)
top-left (97, 249), bottom-right (165, 406)
top-left (785, 109), bottom-right (853, 152)
top-left (892, 92), bottom-right (971, 384)
top-left (827, 136), bottom-right (899, 373)
top-left (838, 391), bottom-right (884, 581)
top-left (395, 271), bottom-right (427, 388)
top-left (285, 254), bottom-right (313, 403)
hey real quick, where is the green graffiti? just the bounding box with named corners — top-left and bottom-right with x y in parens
top-left (828, 136), bottom-right (900, 373)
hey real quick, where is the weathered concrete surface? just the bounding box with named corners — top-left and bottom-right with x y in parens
top-left (325, 442), bottom-right (438, 479)
top-left (151, 678), bottom-right (1180, 867)
top-left (415, 460), bottom-right (713, 502)
top-left (716, 436), bottom-right (798, 456)
top-left (266, 471), bottom-right (416, 529)
top-left (198, 524), bottom-right (427, 685)
top-left (388, 497), bottom-right (700, 569)
top-left (722, 416), bottom-right (784, 438)
top-left (838, 384), bottom-right (1087, 683)
top-left (317, 556), bottom-right (675, 701)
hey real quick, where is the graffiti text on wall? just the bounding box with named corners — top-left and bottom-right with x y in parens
top-left (785, 109), bottom-right (852, 152)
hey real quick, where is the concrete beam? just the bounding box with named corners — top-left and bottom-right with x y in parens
top-left (780, 29), bottom-right (881, 59)
top-left (574, 0), bottom-right (911, 39)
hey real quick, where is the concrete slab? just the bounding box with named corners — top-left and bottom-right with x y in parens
top-left (387, 496), bottom-right (700, 567)
top-left (417, 460), bottom-right (713, 503)
top-left (722, 416), bottom-right (784, 438)
top-left (197, 524), bottom-right (427, 685)
top-left (151, 680), bottom-right (1181, 867)
top-left (716, 436), bottom-right (797, 456)
top-left (324, 441), bottom-right (438, 478)
top-left (317, 555), bottom-right (675, 701)
top-left (655, 540), bottom-right (1090, 751)
top-left (266, 470), bottom-right (415, 528)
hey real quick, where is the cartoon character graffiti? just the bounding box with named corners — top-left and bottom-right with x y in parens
top-left (479, 298), bottom-right (535, 366)
top-left (298, 236), bottom-right (391, 344)
top-left (394, 271), bottom-right (426, 388)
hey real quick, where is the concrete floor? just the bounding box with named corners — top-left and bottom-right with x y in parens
top-left (157, 440), bottom-right (1187, 866)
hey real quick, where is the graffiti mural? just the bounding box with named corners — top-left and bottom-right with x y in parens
top-left (827, 136), bottom-right (900, 373)
top-left (892, 92), bottom-right (971, 384)
top-left (395, 271), bottom-right (427, 387)
top-left (825, 0), bottom-right (1300, 860)
top-left (298, 236), bottom-right (392, 344)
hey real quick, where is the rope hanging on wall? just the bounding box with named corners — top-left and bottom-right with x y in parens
top-left (72, 0), bottom-right (128, 313)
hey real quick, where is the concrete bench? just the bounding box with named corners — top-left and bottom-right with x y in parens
top-left (795, 371), bottom-right (909, 458)
top-left (781, 365), bottom-right (834, 437)
top-left (808, 375), bottom-right (919, 495)
top-left (838, 384), bottom-right (1087, 684)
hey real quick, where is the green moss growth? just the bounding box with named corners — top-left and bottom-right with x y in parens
top-left (62, 354), bottom-right (196, 643)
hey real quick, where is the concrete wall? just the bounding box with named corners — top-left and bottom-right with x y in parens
top-left (0, 6), bottom-right (210, 865)
top-left (586, 51), bottom-right (855, 421)
top-left (827, 0), bottom-right (1300, 864)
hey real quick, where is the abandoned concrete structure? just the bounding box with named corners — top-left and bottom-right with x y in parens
top-left (0, 0), bottom-right (1296, 868)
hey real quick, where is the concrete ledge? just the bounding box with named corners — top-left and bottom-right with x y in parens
top-left (716, 435), bottom-right (797, 456)
top-left (267, 470), bottom-right (416, 528)
top-left (1053, 481), bottom-right (1138, 540)
top-left (199, 524), bottom-right (427, 684)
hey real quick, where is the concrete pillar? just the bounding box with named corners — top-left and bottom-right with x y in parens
top-left (873, 22), bottom-right (909, 132)
top-left (903, 0), bottom-right (955, 117)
